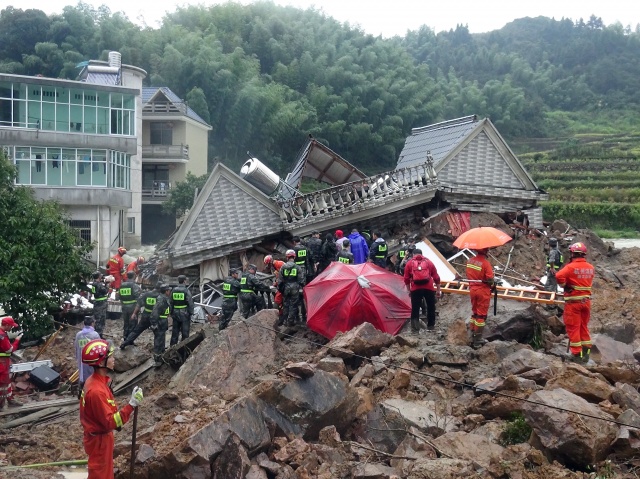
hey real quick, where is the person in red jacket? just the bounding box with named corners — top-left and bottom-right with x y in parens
top-left (80, 339), bottom-right (143, 479)
top-left (125, 256), bottom-right (145, 277)
top-left (404, 249), bottom-right (441, 333)
top-left (264, 255), bottom-right (285, 318)
top-left (555, 242), bottom-right (595, 364)
top-left (466, 248), bottom-right (495, 349)
top-left (106, 247), bottom-right (127, 290)
top-left (0, 316), bottom-right (23, 410)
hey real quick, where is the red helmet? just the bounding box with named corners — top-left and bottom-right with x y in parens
top-left (81, 339), bottom-right (114, 366)
top-left (117, 246), bottom-right (127, 255)
top-left (286, 249), bottom-right (296, 258)
top-left (264, 255), bottom-right (273, 265)
top-left (1, 316), bottom-right (19, 329)
top-left (569, 242), bottom-right (587, 255)
top-left (137, 256), bottom-right (145, 264)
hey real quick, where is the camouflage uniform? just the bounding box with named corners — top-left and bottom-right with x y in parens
top-left (150, 292), bottom-right (171, 362)
top-left (91, 281), bottom-right (109, 336)
top-left (119, 280), bottom-right (140, 339)
top-left (239, 272), bottom-right (270, 319)
top-left (121, 289), bottom-right (158, 348)
top-left (279, 260), bottom-right (304, 326)
top-left (170, 284), bottom-right (194, 346)
top-left (219, 274), bottom-right (241, 331)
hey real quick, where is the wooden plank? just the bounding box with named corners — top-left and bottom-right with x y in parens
top-left (0, 407), bottom-right (63, 429)
top-left (112, 358), bottom-right (155, 393)
top-left (0, 398), bottom-right (77, 418)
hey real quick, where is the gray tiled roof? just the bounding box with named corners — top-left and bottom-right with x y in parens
top-left (142, 87), bottom-right (210, 127)
top-left (397, 115), bottom-right (479, 169)
top-left (170, 163), bottom-right (282, 259)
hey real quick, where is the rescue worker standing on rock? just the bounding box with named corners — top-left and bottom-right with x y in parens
top-left (545, 237), bottom-right (563, 293)
top-left (368, 231), bottom-right (388, 268)
top-left (219, 269), bottom-right (241, 331)
top-left (265, 256), bottom-right (285, 318)
top-left (120, 283), bottom-right (161, 349)
top-left (90, 271), bottom-right (110, 337)
top-left (239, 264), bottom-right (270, 319)
top-left (293, 237), bottom-right (312, 320)
top-left (106, 246), bottom-right (127, 290)
top-left (170, 275), bottom-right (194, 346)
top-left (150, 285), bottom-right (172, 366)
top-left (556, 242), bottom-right (595, 364)
top-left (119, 271), bottom-right (140, 340)
top-left (279, 250), bottom-right (304, 327)
top-left (466, 248), bottom-right (495, 349)
top-left (306, 230), bottom-right (323, 275)
top-left (80, 339), bottom-right (143, 479)
top-left (0, 316), bottom-right (23, 409)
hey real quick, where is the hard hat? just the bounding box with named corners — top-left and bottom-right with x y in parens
top-left (1, 316), bottom-right (19, 329)
top-left (138, 256), bottom-right (145, 263)
top-left (248, 264), bottom-right (257, 271)
top-left (81, 339), bottom-right (114, 366)
top-left (92, 271), bottom-right (102, 280)
top-left (549, 237), bottom-right (558, 246)
top-left (264, 255), bottom-right (273, 265)
top-left (286, 249), bottom-right (296, 258)
top-left (569, 242), bottom-right (587, 255)
top-left (117, 246), bottom-right (127, 255)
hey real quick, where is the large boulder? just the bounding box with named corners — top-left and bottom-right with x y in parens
top-left (431, 431), bottom-right (505, 469)
top-left (610, 409), bottom-right (640, 458)
top-left (169, 310), bottom-right (280, 398)
top-left (327, 322), bottom-right (395, 358)
top-left (544, 364), bottom-right (614, 403)
top-left (591, 334), bottom-right (635, 364)
top-left (114, 346), bottom-right (151, 372)
top-left (211, 433), bottom-right (251, 479)
top-left (522, 388), bottom-right (618, 468)
top-left (357, 405), bottom-right (408, 453)
top-left (611, 382), bottom-right (640, 411)
top-left (500, 349), bottom-right (562, 376)
top-left (476, 340), bottom-right (531, 364)
top-left (382, 398), bottom-right (458, 437)
top-left (483, 303), bottom-right (539, 342)
top-left (407, 458), bottom-right (478, 478)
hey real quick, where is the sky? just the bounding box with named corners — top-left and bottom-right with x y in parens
top-left (9, 0), bottom-right (638, 37)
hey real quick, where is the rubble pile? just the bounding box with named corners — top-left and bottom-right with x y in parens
top-left (3, 213), bottom-right (640, 479)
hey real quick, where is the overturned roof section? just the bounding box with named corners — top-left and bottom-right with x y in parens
top-left (166, 163), bottom-right (282, 268)
top-left (284, 137), bottom-right (367, 194)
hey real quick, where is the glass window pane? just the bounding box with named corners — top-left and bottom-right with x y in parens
top-left (123, 94), bottom-right (134, 109)
top-left (70, 88), bottom-right (83, 105)
top-left (41, 102), bottom-right (55, 130)
top-left (56, 103), bottom-right (69, 132)
top-left (56, 87), bottom-right (69, 104)
top-left (31, 148), bottom-right (46, 185)
top-left (92, 150), bottom-right (107, 187)
top-left (111, 93), bottom-right (122, 108)
top-left (27, 100), bottom-right (40, 128)
top-left (83, 106), bottom-right (96, 133)
top-left (70, 105), bottom-right (83, 131)
top-left (47, 148), bottom-right (62, 186)
top-left (97, 93), bottom-right (109, 107)
top-left (97, 107), bottom-right (109, 134)
top-left (16, 159), bottom-right (30, 184)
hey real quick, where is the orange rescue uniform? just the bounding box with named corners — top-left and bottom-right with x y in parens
top-left (125, 260), bottom-right (140, 276)
top-left (555, 257), bottom-right (594, 356)
top-left (107, 255), bottom-right (125, 290)
top-left (80, 373), bottom-right (134, 479)
top-left (466, 253), bottom-right (494, 331)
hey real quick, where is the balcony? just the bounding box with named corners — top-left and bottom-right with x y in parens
top-left (141, 144), bottom-right (189, 163)
top-left (142, 183), bottom-right (172, 203)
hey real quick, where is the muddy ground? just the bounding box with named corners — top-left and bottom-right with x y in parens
top-left (3, 214), bottom-right (640, 478)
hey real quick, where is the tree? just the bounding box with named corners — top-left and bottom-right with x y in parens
top-left (163, 172), bottom-right (209, 217)
top-left (0, 154), bottom-right (92, 338)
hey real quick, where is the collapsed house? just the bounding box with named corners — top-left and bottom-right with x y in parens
top-left (158, 115), bottom-right (547, 281)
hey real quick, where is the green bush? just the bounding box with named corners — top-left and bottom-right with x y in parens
top-left (500, 412), bottom-right (532, 446)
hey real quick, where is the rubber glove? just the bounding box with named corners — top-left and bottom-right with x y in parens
top-left (129, 386), bottom-right (143, 407)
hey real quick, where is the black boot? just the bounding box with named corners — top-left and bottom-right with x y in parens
top-left (410, 317), bottom-right (420, 333)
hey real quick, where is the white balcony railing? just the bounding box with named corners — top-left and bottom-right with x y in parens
top-left (141, 144), bottom-right (189, 160)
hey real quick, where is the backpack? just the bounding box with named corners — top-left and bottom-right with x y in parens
top-left (412, 260), bottom-right (431, 285)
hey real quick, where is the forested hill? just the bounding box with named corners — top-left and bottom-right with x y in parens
top-left (1, 3), bottom-right (639, 174)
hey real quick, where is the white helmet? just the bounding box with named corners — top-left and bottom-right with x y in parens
top-left (286, 249), bottom-right (296, 258)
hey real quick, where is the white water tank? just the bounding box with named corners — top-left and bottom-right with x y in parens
top-left (108, 51), bottom-right (122, 69)
top-left (240, 158), bottom-right (281, 195)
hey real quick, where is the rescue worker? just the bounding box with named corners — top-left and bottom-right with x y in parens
top-left (106, 246), bottom-right (127, 289)
top-left (74, 316), bottom-right (100, 395)
top-left (150, 285), bottom-right (172, 366)
top-left (80, 339), bottom-right (143, 479)
top-left (404, 249), bottom-right (441, 333)
top-left (239, 264), bottom-right (270, 319)
top-left (264, 256), bottom-right (285, 319)
top-left (219, 269), bottom-right (241, 331)
top-left (545, 237), bottom-right (564, 293)
top-left (119, 271), bottom-right (140, 340)
top-left (336, 239), bottom-right (355, 264)
top-left (0, 316), bottom-right (23, 410)
top-left (126, 256), bottom-right (145, 276)
top-left (293, 237), bottom-right (312, 320)
top-left (170, 275), bottom-right (194, 346)
top-left (466, 248), bottom-right (495, 348)
top-left (556, 242), bottom-right (595, 364)
top-left (398, 243), bottom-right (416, 276)
top-left (120, 283), bottom-right (161, 349)
top-left (318, 233), bottom-right (338, 272)
top-left (368, 231), bottom-right (388, 268)
top-left (306, 230), bottom-right (323, 274)
top-left (279, 250), bottom-right (304, 327)
top-left (90, 271), bottom-right (109, 337)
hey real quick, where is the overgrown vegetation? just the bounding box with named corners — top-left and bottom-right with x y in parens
top-left (500, 412), bottom-right (532, 446)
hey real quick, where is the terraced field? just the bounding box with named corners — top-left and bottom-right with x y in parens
top-left (519, 135), bottom-right (640, 236)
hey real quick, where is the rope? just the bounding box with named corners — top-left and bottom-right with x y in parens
top-left (235, 318), bottom-right (638, 429)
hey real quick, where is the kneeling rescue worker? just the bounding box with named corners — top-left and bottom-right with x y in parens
top-left (556, 242), bottom-right (595, 364)
top-left (80, 339), bottom-right (143, 479)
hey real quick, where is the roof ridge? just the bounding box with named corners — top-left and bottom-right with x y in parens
top-left (411, 114), bottom-right (478, 135)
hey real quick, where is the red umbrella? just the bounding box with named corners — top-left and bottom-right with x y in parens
top-left (453, 226), bottom-right (512, 250)
top-left (305, 262), bottom-right (410, 339)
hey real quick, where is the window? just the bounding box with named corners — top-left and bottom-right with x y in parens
top-left (150, 122), bottom-right (173, 145)
top-left (68, 220), bottom-right (92, 244)
top-left (127, 217), bottom-right (135, 234)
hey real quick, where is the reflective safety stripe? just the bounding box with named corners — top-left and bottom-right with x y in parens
top-left (0, 352), bottom-right (10, 357)
top-left (241, 290), bottom-right (254, 293)
top-left (570, 341), bottom-right (583, 347)
top-left (107, 399), bottom-right (116, 406)
top-left (565, 295), bottom-right (591, 301)
top-left (94, 297), bottom-right (108, 301)
top-left (113, 412), bottom-right (123, 428)
top-left (375, 244), bottom-right (388, 258)
top-left (174, 305), bottom-right (187, 309)
top-left (572, 286), bottom-right (592, 291)
top-left (122, 300), bottom-right (136, 304)
top-left (159, 306), bottom-right (170, 319)
top-left (467, 263), bottom-right (482, 271)
top-left (338, 257), bottom-right (350, 263)
top-left (399, 251), bottom-right (406, 259)
top-left (223, 294), bottom-right (237, 298)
